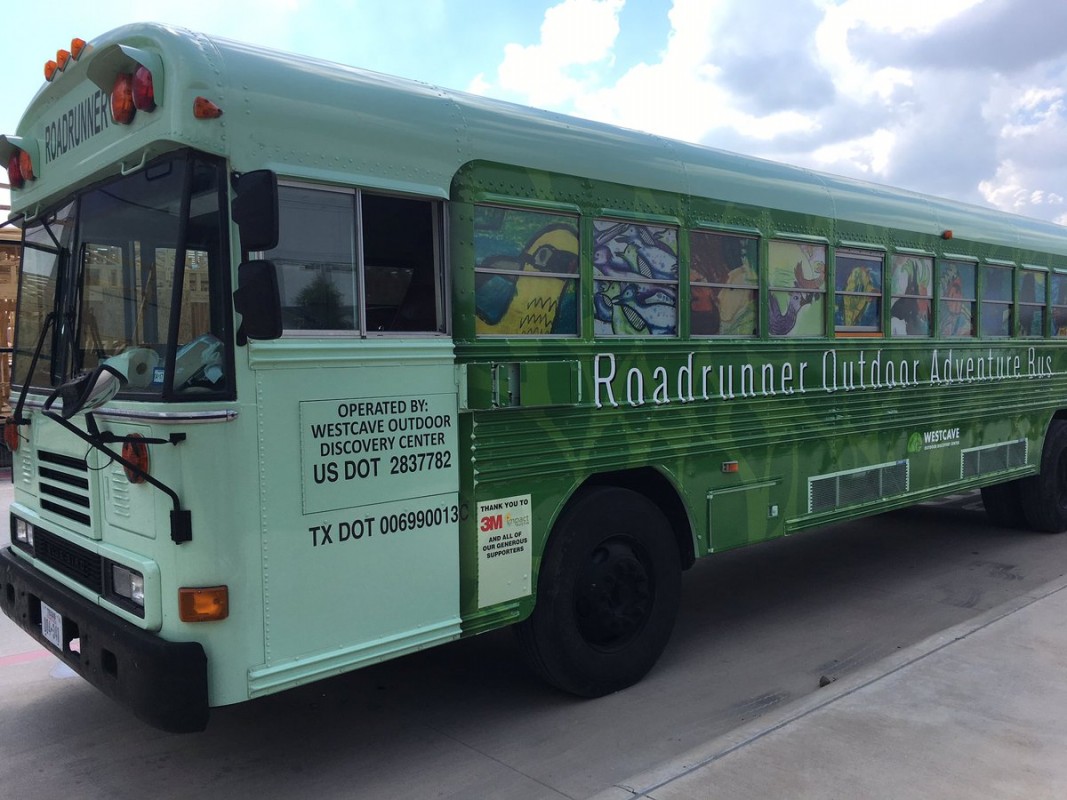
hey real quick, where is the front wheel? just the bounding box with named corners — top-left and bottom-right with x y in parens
top-left (1019, 421), bottom-right (1067, 533)
top-left (516, 487), bottom-right (682, 697)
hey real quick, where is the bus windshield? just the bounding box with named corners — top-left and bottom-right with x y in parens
top-left (13, 150), bottom-right (231, 401)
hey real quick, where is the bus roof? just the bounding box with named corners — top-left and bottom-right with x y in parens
top-left (7, 22), bottom-right (1067, 259)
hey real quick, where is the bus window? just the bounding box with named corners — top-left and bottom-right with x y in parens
top-left (362, 193), bottom-right (444, 333)
top-left (474, 205), bottom-right (579, 336)
top-left (593, 219), bottom-right (678, 336)
top-left (835, 250), bottom-right (883, 336)
top-left (938, 260), bottom-right (976, 337)
top-left (269, 186), bottom-right (443, 334)
top-left (769, 240), bottom-right (826, 337)
top-left (890, 254), bottom-right (932, 336)
top-left (981, 265), bottom-right (1013, 337)
top-left (1052, 272), bottom-right (1067, 336)
top-left (1018, 268), bottom-right (1047, 337)
top-left (689, 230), bottom-right (758, 337)
top-left (271, 186), bottom-right (357, 332)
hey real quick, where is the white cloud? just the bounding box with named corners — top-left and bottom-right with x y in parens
top-left (488, 0), bottom-right (625, 108)
top-left (472, 0), bottom-right (1067, 224)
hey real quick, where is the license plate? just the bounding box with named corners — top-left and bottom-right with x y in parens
top-left (41, 602), bottom-right (63, 651)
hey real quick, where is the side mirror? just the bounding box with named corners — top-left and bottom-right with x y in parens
top-left (234, 259), bottom-right (283, 344)
top-left (231, 170), bottom-right (279, 252)
top-left (44, 364), bottom-right (126, 419)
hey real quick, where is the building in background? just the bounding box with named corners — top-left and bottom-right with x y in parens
top-left (0, 183), bottom-right (17, 415)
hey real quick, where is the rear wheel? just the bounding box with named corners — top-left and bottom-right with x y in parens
top-left (516, 487), bottom-right (681, 697)
top-left (980, 480), bottom-right (1026, 528)
top-left (1019, 421), bottom-right (1067, 533)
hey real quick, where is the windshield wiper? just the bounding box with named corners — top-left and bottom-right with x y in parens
top-left (10, 310), bottom-right (57, 426)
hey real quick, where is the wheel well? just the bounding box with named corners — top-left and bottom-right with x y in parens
top-left (580, 468), bottom-right (696, 569)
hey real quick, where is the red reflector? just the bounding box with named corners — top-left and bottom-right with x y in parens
top-left (111, 73), bottom-right (135, 124)
top-left (7, 153), bottom-right (24, 189)
top-left (721, 461), bottom-right (739, 474)
top-left (193, 96), bottom-right (223, 119)
top-left (132, 65), bottom-right (155, 111)
top-left (121, 434), bottom-right (150, 483)
top-left (3, 421), bottom-right (20, 453)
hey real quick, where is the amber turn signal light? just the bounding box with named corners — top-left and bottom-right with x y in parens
top-left (179, 587), bottom-right (229, 622)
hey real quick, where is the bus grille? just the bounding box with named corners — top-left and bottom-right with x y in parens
top-left (809, 461), bottom-right (910, 514)
top-left (961, 439), bottom-right (1027, 478)
top-left (37, 450), bottom-right (93, 531)
top-left (30, 528), bottom-right (104, 595)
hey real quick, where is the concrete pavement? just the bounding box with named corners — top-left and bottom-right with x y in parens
top-left (592, 573), bottom-right (1067, 800)
top-left (3, 470), bottom-right (1067, 798)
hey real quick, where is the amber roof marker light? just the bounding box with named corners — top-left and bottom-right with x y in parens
top-left (193, 97), bottom-right (224, 119)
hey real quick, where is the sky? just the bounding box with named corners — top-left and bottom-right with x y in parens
top-left (2, 0), bottom-right (1067, 226)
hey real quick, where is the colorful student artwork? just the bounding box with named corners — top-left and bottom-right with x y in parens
top-left (938, 261), bottom-right (975, 337)
top-left (690, 232), bottom-right (758, 336)
top-left (474, 207), bottom-right (579, 335)
top-left (890, 256), bottom-right (932, 336)
top-left (592, 220), bottom-right (679, 336)
top-left (835, 255), bottom-right (883, 332)
top-left (768, 241), bottom-right (826, 337)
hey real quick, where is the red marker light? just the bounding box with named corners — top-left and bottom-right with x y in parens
top-left (121, 434), bottom-right (150, 483)
top-left (111, 73), bottom-right (135, 124)
top-left (3, 421), bottom-right (20, 453)
top-left (7, 153), bottom-right (24, 189)
top-left (70, 38), bottom-right (87, 60)
top-left (56, 49), bottom-right (71, 72)
top-left (44, 60), bottom-right (59, 81)
top-left (132, 65), bottom-right (155, 111)
top-left (18, 149), bottom-right (34, 182)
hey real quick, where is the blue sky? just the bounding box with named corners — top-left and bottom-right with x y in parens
top-left (3, 0), bottom-right (1067, 225)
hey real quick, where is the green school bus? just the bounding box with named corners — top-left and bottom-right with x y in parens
top-left (2, 23), bottom-right (1066, 732)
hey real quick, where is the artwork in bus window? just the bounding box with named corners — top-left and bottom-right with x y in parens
top-left (768, 241), bottom-right (825, 337)
top-left (1018, 270), bottom-right (1047, 337)
top-left (1052, 274), bottom-right (1067, 336)
top-left (980, 266), bottom-right (1012, 337)
top-left (474, 206), bottom-right (579, 336)
top-left (834, 255), bottom-right (883, 332)
top-left (592, 220), bottom-right (678, 336)
top-left (690, 232), bottom-right (758, 336)
top-left (938, 261), bottom-right (976, 337)
top-left (890, 256), bottom-right (932, 335)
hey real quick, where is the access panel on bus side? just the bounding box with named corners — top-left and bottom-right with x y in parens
top-left (247, 341), bottom-right (462, 696)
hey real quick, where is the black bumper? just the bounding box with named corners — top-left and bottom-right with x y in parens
top-left (0, 546), bottom-right (209, 733)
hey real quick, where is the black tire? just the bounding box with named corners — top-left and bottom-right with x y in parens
top-left (980, 480), bottom-right (1026, 528)
top-left (1019, 421), bottom-right (1067, 533)
top-left (516, 486), bottom-right (681, 697)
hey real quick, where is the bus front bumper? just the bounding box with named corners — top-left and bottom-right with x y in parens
top-left (0, 546), bottom-right (209, 733)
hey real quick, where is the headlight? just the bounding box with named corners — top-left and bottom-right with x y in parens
top-left (13, 518), bottom-right (34, 548)
top-left (110, 564), bottom-right (145, 608)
